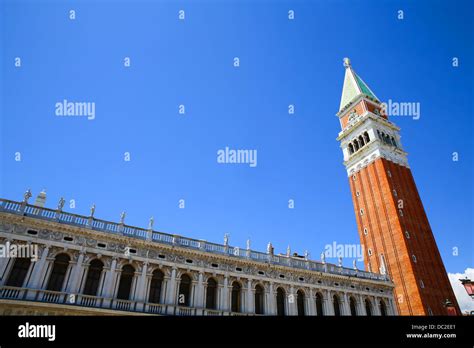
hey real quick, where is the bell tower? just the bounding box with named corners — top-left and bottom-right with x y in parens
top-left (336, 58), bottom-right (460, 315)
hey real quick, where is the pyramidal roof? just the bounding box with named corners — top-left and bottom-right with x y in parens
top-left (339, 58), bottom-right (379, 112)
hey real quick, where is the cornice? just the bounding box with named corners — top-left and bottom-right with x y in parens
top-left (0, 212), bottom-right (394, 290)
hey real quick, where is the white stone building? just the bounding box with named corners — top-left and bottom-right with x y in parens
top-left (0, 191), bottom-right (397, 316)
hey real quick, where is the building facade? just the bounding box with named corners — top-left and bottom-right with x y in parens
top-left (0, 195), bottom-right (396, 316)
top-left (336, 58), bottom-right (460, 315)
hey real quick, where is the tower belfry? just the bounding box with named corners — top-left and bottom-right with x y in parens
top-left (336, 58), bottom-right (459, 315)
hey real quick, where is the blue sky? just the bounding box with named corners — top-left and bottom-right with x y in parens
top-left (0, 0), bottom-right (472, 276)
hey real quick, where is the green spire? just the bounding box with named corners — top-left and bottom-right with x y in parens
top-left (339, 58), bottom-right (379, 112)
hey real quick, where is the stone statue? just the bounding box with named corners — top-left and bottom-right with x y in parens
top-left (246, 239), bottom-right (251, 250)
top-left (120, 211), bottom-right (126, 224)
top-left (320, 252), bottom-right (326, 264)
top-left (379, 255), bottom-right (387, 275)
top-left (224, 233), bottom-right (229, 246)
top-left (338, 256), bottom-right (343, 267)
top-left (148, 216), bottom-right (154, 230)
top-left (90, 204), bottom-right (96, 217)
top-left (267, 242), bottom-right (273, 255)
top-left (304, 250), bottom-right (309, 260)
top-left (57, 197), bottom-right (65, 211)
top-left (24, 189), bottom-right (32, 203)
top-left (286, 245), bottom-right (291, 257)
top-left (343, 57), bottom-right (351, 68)
top-left (353, 259), bottom-right (358, 270)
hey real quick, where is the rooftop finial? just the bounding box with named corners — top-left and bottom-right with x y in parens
top-left (343, 57), bottom-right (351, 68)
top-left (34, 189), bottom-right (47, 208)
top-left (148, 216), bottom-right (154, 230)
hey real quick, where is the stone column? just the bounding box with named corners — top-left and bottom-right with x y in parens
top-left (308, 288), bottom-right (316, 315)
top-left (388, 297), bottom-right (397, 316)
top-left (358, 294), bottom-right (367, 316)
top-left (65, 251), bottom-right (85, 294)
top-left (267, 282), bottom-right (275, 315)
top-left (324, 290), bottom-right (334, 315)
top-left (26, 245), bottom-right (50, 299)
top-left (134, 262), bottom-right (148, 310)
top-left (196, 272), bottom-right (205, 309)
top-left (166, 267), bottom-right (177, 314)
top-left (342, 292), bottom-right (351, 316)
top-left (220, 276), bottom-right (229, 312)
top-left (288, 286), bottom-right (297, 315)
top-left (373, 296), bottom-right (381, 315)
top-left (246, 279), bottom-right (253, 314)
top-left (0, 239), bottom-right (14, 286)
top-left (190, 278), bottom-right (197, 309)
top-left (101, 258), bottom-right (118, 306)
top-left (0, 255), bottom-right (13, 286)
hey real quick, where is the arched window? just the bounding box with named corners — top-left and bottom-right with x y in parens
top-left (46, 253), bottom-right (70, 292)
top-left (231, 281), bottom-right (241, 313)
top-left (6, 258), bottom-right (31, 287)
top-left (178, 274), bottom-right (192, 307)
top-left (276, 287), bottom-right (286, 316)
top-left (297, 290), bottom-right (305, 316)
top-left (350, 297), bottom-right (357, 316)
top-left (348, 143), bottom-right (354, 155)
top-left (83, 259), bottom-right (104, 296)
top-left (364, 131), bottom-right (370, 143)
top-left (377, 130), bottom-right (381, 139)
top-left (391, 136), bottom-right (397, 147)
top-left (359, 135), bottom-right (365, 147)
top-left (148, 269), bottom-right (164, 304)
top-left (117, 265), bottom-right (135, 300)
top-left (333, 295), bottom-right (341, 316)
top-left (316, 292), bottom-right (324, 316)
top-left (380, 300), bottom-right (387, 316)
top-left (205, 278), bottom-right (218, 309)
top-left (354, 139), bottom-right (360, 151)
top-left (365, 299), bottom-right (373, 316)
top-left (255, 284), bottom-right (264, 314)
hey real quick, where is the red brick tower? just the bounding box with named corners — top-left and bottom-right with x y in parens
top-left (336, 58), bottom-right (460, 315)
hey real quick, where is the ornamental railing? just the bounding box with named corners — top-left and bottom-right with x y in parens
top-left (0, 198), bottom-right (389, 282)
top-left (0, 286), bottom-right (245, 316)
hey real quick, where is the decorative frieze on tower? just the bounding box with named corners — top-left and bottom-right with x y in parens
top-left (336, 58), bottom-right (460, 315)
